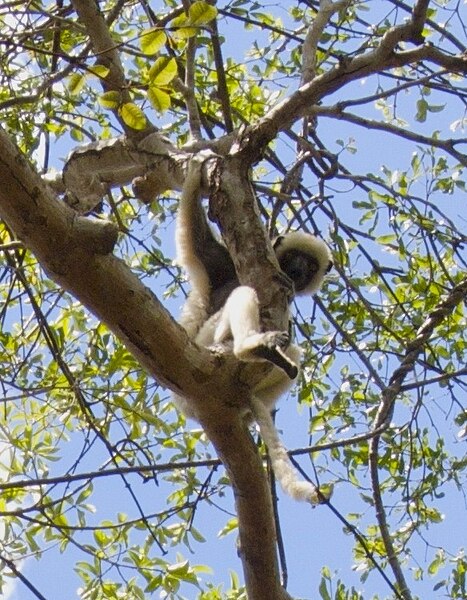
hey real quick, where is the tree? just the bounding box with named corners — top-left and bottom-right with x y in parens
top-left (0, 1), bottom-right (465, 598)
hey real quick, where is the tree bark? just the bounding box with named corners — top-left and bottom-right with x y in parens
top-left (0, 124), bottom-right (292, 600)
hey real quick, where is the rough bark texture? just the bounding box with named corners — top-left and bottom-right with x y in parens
top-left (210, 155), bottom-right (293, 333)
top-left (0, 124), bottom-right (291, 600)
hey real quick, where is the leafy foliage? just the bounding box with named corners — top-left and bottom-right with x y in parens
top-left (0, 1), bottom-right (465, 599)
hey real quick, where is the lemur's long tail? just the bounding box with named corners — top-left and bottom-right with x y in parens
top-left (250, 396), bottom-right (331, 504)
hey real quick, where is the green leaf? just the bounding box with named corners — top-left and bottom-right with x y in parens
top-left (171, 14), bottom-right (197, 39)
top-left (188, 1), bottom-right (218, 26)
top-left (218, 518), bottom-right (238, 538)
top-left (167, 559), bottom-right (189, 574)
top-left (148, 57), bottom-right (177, 86)
top-left (140, 28), bottom-right (167, 55)
top-left (87, 65), bottom-right (110, 79)
top-left (171, 1), bottom-right (217, 39)
top-left (76, 484), bottom-right (93, 504)
top-left (376, 234), bottom-right (397, 244)
top-left (147, 87), bottom-right (171, 113)
top-left (416, 98), bottom-right (428, 122)
top-left (98, 90), bottom-right (120, 109)
top-left (428, 551), bottom-right (446, 575)
top-left (67, 73), bottom-right (85, 95)
top-left (427, 103), bottom-right (445, 113)
top-left (318, 576), bottom-right (332, 600)
top-left (190, 527), bottom-right (206, 543)
top-left (120, 102), bottom-right (147, 130)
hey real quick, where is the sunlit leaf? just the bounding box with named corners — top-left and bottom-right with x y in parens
top-left (140, 28), bottom-right (167, 55)
top-left (167, 560), bottom-right (189, 574)
top-left (86, 65), bottom-right (110, 79)
top-left (416, 98), bottom-right (428, 122)
top-left (147, 86), bottom-right (171, 113)
top-left (171, 13), bottom-right (197, 39)
top-left (171, 2), bottom-right (217, 39)
top-left (67, 73), bottom-right (85, 95)
top-left (120, 102), bottom-right (147, 130)
top-left (188, 1), bottom-right (217, 25)
top-left (98, 90), bottom-right (120, 108)
top-left (218, 518), bottom-right (238, 538)
top-left (148, 57), bottom-right (177, 86)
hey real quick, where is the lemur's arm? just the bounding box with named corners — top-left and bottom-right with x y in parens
top-left (176, 155), bottom-right (236, 298)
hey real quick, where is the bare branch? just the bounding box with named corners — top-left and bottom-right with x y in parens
top-left (301, 0), bottom-right (351, 84)
top-left (410, 0), bottom-right (430, 44)
top-left (173, 76), bottom-right (203, 140)
top-left (71, 0), bottom-right (125, 92)
top-left (210, 18), bottom-right (234, 132)
top-left (249, 19), bottom-right (466, 150)
top-left (185, 34), bottom-right (203, 140)
top-left (314, 105), bottom-right (467, 166)
top-left (390, 0), bottom-right (466, 52)
top-left (0, 553), bottom-right (47, 600)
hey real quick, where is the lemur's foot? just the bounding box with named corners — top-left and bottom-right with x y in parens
top-left (235, 332), bottom-right (298, 379)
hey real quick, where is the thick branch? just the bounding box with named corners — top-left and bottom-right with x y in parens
top-left (0, 125), bottom-right (213, 395)
top-left (195, 402), bottom-right (292, 600)
top-left (56, 133), bottom-right (235, 213)
top-left (210, 18), bottom-right (234, 132)
top-left (210, 154), bottom-right (292, 333)
top-left (182, 32), bottom-right (203, 140)
top-left (0, 126), bottom-right (292, 600)
top-left (410, 0), bottom-right (430, 44)
top-left (61, 134), bottom-right (181, 212)
top-left (391, 0), bottom-right (465, 51)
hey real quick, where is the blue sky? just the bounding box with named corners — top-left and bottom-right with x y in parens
top-left (2, 2), bottom-right (466, 599)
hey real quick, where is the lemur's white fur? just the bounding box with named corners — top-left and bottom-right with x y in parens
top-left (250, 395), bottom-right (324, 503)
top-left (197, 286), bottom-right (294, 373)
top-left (274, 231), bottom-right (333, 296)
top-left (173, 155), bottom-right (332, 504)
top-left (175, 157), bottom-right (211, 338)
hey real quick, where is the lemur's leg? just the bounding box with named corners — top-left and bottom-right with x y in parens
top-left (214, 286), bottom-right (298, 379)
top-left (253, 344), bottom-right (302, 410)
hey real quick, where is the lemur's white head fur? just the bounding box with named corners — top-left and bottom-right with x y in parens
top-left (273, 231), bottom-right (332, 296)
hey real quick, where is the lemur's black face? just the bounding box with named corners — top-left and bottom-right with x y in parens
top-left (278, 250), bottom-right (320, 292)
